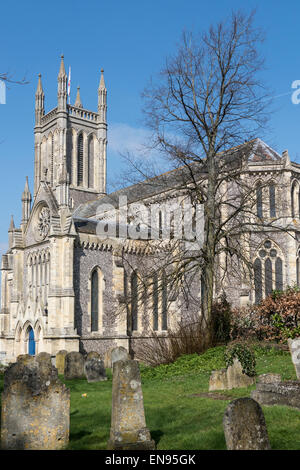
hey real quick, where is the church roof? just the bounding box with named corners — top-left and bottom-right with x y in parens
top-left (73, 138), bottom-right (283, 221)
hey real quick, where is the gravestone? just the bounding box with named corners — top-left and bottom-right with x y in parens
top-left (288, 338), bottom-right (300, 379)
top-left (111, 346), bottom-right (129, 366)
top-left (209, 358), bottom-right (255, 391)
top-left (257, 373), bottom-right (281, 384)
top-left (104, 348), bottom-right (113, 368)
top-left (1, 357), bottom-right (69, 450)
top-left (56, 350), bottom-right (68, 375)
top-left (84, 357), bottom-right (107, 383)
top-left (251, 380), bottom-right (300, 410)
top-left (64, 352), bottom-right (85, 379)
top-left (86, 351), bottom-right (101, 360)
top-left (17, 354), bottom-right (35, 365)
top-left (223, 397), bottom-right (271, 450)
top-left (107, 359), bottom-right (155, 450)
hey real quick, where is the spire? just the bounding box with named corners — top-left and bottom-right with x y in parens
top-left (58, 54), bottom-right (67, 78)
top-left (57, 55), bottom-right (67, 111)
top-left (98, 68), bottom-right (107, 122)
top-left (35, 73), bottom-right (45, 124)
top-left (8, 215), bottom-right (15, 232)
top-left (36, 73), bottom-right (44, 95)
top-left (8, 215), bottom-right (15, 249)
top-left (74, 86), bottom-right (83, 108)
top-left (22, 176), bottom-right (31, 200)
top-left (99, 68), bottom-right (106, 89)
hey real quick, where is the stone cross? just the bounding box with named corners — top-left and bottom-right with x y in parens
top-left (288, 338), bottom-right (300, 379)
top-left (107, 359), bottom-right (155, 450)
top-left (223, 397), bottom-right (271, 450)
top-left (1, 357), bottom-right (70, 450)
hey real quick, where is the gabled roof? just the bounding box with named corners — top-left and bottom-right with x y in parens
top-left (73, 138), bottom-right (283, 221)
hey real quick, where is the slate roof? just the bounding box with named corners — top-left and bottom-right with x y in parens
top-left (73, 138), bottom-right (283, 221)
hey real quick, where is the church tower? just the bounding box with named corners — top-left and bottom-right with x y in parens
top-left (33, 56), bottom-right (107, 208)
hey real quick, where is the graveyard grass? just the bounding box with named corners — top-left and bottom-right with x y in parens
top-left (0, 345), bottom-right (299, 450)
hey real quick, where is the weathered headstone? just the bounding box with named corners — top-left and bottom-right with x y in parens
top-left (84, 357), bottom-right (107, 383)
top-left (107, 359), bottom-right (155, 450)
top-left (223, 397), bottom-right (271, 450)
top-left (1, 357), bottom-right (69, 450)
top-left (209, 358), bottom-right (255, 391)
top-left (251, 380), bottom-right (300, 410)
top-left (288, 338), bottom-right (300, 379)
top-left (257, 373), bottom-right (281, 384)
top-left (111, 346), bottom-right (129, 366)
top-left (86, 351), bottom-right (101, 360)
top-left (17, 354), bottom-right (35, 365)
top-left (64, 351), bottom-right (85, 379)
top-left (56, 350), bottom-right (68, 375)
top-left (104, 348), bottom-right (113, 368)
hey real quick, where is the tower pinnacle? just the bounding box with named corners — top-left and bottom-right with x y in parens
top-left (75, 86), bottom-right (83, 108)
top-left (98, 68), bottom-right (107, 122)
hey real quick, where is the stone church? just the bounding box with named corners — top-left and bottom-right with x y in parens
top-left (1, 56), bottom-right (300, 363)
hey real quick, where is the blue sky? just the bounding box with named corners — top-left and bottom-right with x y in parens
top-left (1, 0), bottom-right (300, 257)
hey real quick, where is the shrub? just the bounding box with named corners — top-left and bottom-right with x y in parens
top-left (224, 342), bottom-right (256, 377)
top-left (230, 285), bottom-right (300, 343)
top-left (133, 313), bottom-right (213, 367)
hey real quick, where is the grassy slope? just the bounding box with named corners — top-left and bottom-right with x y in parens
top-left (0, 346), bottom-right (299, 450)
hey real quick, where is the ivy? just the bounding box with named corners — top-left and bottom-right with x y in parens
top-left (224, 343), bottom-right (256, 377)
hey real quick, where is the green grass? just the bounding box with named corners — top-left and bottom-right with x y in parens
top-left (0, 345), bottom-right (299, 450)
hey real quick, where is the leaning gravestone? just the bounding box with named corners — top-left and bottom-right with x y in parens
top-left (209, 358), bottom-right (255, 391)
top-left (64, 351), bottom-right (85, 379)
top-left (223, 397), bottom-right (271, 450)
top-left (84, 357), bottom-right (107, 383)
top-left (288, 338), bottom-right (300, 379)
top-left (1, 357), bottom-right (70, 450)
top-left (56, 350), bottom-right (68, 375)
top-left (107, 359), bottom-right (155, 450)
top-left (111, 346), bottom-right (130, 366)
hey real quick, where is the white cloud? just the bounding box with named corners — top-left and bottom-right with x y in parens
top-left (108, 123), bottom-right (154, 158)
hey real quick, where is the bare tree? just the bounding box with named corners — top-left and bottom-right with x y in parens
top-left (131, 10), bottom-right (286, 345)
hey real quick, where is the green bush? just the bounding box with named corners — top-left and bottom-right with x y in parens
top-left (224, 342), bottom-right (256, 377)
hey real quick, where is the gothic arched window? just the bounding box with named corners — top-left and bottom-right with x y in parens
top-left (131, 271), bottom-right (138, 331)
top-left (254, 258), bottom-right (262, 304)
top-left (291, 181), bottom-right (300, 218)
top-left (256, 184), bottom-right (263, 218)
top-left (91, 269), bottom-right (98, 331)
top-left (77, 133), bottom-right (84, 186)
top-left (153, 273), bottom-right (159, 331)
top-left (269, 184), bottom-right (276, 218)
top-left (88, 136), bottom-right (94, 189)
top-left (162, 271), bottom-right (168, 330)
top-left (90, 268), bottom-right (104, 332)
top-left (253, 240), bottom-right (283, 304)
